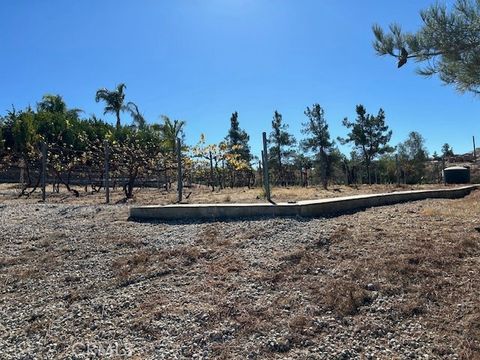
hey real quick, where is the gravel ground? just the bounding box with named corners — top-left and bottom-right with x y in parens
top-left (0, 191), bottom-right (479, 359)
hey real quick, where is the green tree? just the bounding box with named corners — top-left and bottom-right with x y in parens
top-left (0, 118), bottom-right (4, 154)
top-left (301, 104), bottom-right (334, 189)
top-left (225, 111), bottom-right (252, 163)
top-left (441, 143), bottom-right (454, 157)
top-left (110, 126), bottom-right (165, 198)
top-left (126, 102), bottom-right (147, 129)
top-left (160, 115), bottom-right (186, 153)
top-left (373, 0), bottom-right (480, 94)
top-left (292, 152), bottom-right (313, 187)
top-left (268, 110), bottom-right (296, 186)
top-left (37, 94), bottom-right (83, 119)
top-left (398, 131), bottom-right (429, 184)
top-left (377, 154), bottom-right (397, 184)
top-left (11, 110), bottom-right (38, 157)
top-left (95, 83), bottom-right (127, 129)
top-left (340, 105), bottom-right (393, 184)
top-left (36, 96), bottom-right (86, 150)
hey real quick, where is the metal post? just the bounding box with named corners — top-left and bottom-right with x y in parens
top-left (104, 141), bottom-right (110, 204)
top-left (262, 150), bottom-right (267, 196)
top-left (473, 136), bottom-right (477, 163)
top-left (258, 158), bottom-right (263, 189)
top-left (262, 132), bottom-right (271, 201)
top-left (41, 142), bottom-right (47, 202)
top-left (176, 137), bottom-right (183, 203)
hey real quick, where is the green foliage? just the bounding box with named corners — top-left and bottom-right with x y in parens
top-left (0, 90), bottom-right (442, 190)
top-left (126, 102), bottom-right (147, 129)
top-left (95, 83), bottom-right (127, 128)
top-left (301, 104), bottom-right (333, 153)
top-left (340, 105), bottom-right (393, 184)
top-left (441, 143), bottom-right (454, 157)
top-left (0, 118), bottom-right (4, 154)
top-left (268, 110), bottom-right (296, 185)
top-left (110, 125), bottom-right (167, 198)
top-left (225, 111), bottom-right (252, 164)
top-left (398, 131), bottom-right (429, 184)
top-left (301, 104), bottom-right (334, 188)
top-left (11, 110), bottom-right (38, 158)
top-left (373, 0), bottom-right (480, 93)
top-left (376, 154), bottom-right (397, 183)
top-left (160, 115), bottom-right (186, 153)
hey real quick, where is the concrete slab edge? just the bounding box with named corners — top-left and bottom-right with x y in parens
top-left (129, 185), bottom-right (479, 221)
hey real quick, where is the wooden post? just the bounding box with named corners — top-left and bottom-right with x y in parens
top-left (258, 158), bottom-right (263, 189)
top-left (104, 141), bottom-right (110, 204)
top-left (262, 132), bottom-right (271, 201)
top-left (41, 142), bottom-right (47, 202)
top-left (176, 137), bottom-right (183, 203)
top-left (261, 150), bottom-right (265, 192)
top-left (473, 136), bottom-right (477, 163)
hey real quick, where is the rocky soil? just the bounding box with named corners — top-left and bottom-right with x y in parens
top-left (0, 191), bottom-right (479, 359)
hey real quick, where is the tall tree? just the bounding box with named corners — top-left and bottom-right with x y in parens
top-left (441, 143), bottom-right (454, 157)
top-left (268, 110), bottom-right (296, 186)
top-left (160, 115), bottom-right (185, 153)
top-left (225, 111), bottom-right (252, 163)
top-left (95, 83), bottom-right (127, 129)
top-left (37, 94), bottom-right (67, 114)
top-left (37, 94), bottom-right (82, 119)
top-left (301, 104), bottom-right (334, 189)
top-left (372, 0), bottom-right (480, 94)
top-left (126, 102), bottom-right (147, 130)
top-left (340, 105), bottom-right (393, 184)
top-left (398, 131), bottom-right (429, 184)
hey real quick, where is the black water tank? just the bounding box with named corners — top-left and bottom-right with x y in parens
top-left (443, 166), bottom-right (470, 184)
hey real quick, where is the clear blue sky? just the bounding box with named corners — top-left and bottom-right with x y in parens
top-left (0, 0), bottom-right (477, 157)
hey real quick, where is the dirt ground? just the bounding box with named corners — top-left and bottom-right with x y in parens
top-left (0, 182), bottom-right (460, 206)
top-left (0, 187), bottom-right (479, 358)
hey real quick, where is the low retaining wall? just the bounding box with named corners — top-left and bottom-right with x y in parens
top-left (129, 185), bottom-right (479, 221)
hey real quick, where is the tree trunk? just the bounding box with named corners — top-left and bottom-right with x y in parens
top-left (321, 148), bottom-right (328, 190)
top-left (124, 168), bottom-right (138, 199)
top-left (115, 111), bottom-right (121, 129)
top-left (365, 161), bottom-right (371, 185)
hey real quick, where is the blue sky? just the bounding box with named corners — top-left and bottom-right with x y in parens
top-left (0, 0), bottom-right (477, 157)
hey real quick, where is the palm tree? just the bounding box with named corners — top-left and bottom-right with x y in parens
top-left (126, 102), bottom-right (146, 129)
top-left (95, 83), bottom-right (126, 129)
top-left (37, 94), bottom-right (83, 119)
top-left (160, 115), bottom-right (185, 152)
top-left (37, 94), bottom-right (67, 113)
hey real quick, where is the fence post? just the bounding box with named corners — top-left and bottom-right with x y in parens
top-left (104, 140), bottom-right (110, 204)
top-left (262, 132), bottom-right (271, 201)
top-left (176, 137), bottom-right (183, 203)
top-left (473, 136), bottom-right (477, 163)
top-left (41, 142), bottom-right (47, 202)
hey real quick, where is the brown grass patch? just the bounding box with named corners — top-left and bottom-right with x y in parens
top-left (323, 279), bottom-right (371, 316)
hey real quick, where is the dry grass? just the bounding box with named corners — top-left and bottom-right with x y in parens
top-left (2, 187), bottom-right (480, 357)
top-left (324, 280), bottom-right (372, 316)
top-left (0, 182), bottom-right (450, 205)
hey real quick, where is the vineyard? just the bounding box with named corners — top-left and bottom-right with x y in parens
top-left (2, 92), bottom-right (469, 206)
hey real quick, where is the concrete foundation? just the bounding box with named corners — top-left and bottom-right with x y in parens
top-left (129, 185), bottom-right (478, 221)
